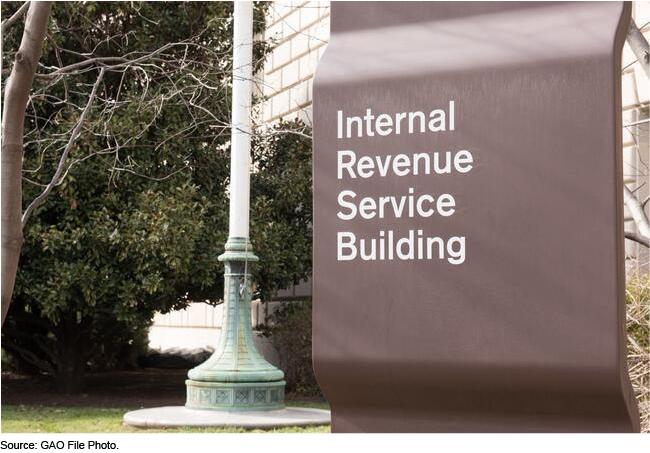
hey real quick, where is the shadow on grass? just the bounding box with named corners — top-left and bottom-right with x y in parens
top-left (1, 369), bottom-right (330, 433)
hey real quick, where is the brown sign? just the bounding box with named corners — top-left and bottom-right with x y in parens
top-left (312, 1), bottom-right (639, 432)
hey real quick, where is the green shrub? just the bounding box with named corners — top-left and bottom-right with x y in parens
top-left (87, 318), bottom-right (152, 372)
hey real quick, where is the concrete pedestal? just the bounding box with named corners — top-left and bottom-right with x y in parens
top-left (123, 406), bottom-right (331, 430)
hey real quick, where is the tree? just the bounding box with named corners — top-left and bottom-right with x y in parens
top-left (251, 128), bottom-right (313, 302)
top-left (1, 2), bottom-right (313, 393)
top-left (0, 1), bottom-right (284, 325)
top-left (1, 1), bottom-right (52, 325)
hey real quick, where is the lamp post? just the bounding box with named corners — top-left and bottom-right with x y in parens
top-left (185, 1), bottom-right (285, 411)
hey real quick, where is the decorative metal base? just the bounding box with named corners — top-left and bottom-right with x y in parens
top-left (185, 237), bottom-right (286, 411)
top-left (186, 380), bottom-right (285, 411)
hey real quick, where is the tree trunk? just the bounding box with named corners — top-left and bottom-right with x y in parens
top-left (1, 2), bottom-right (52, 326)
top-left (54, 317), bottom-right (87, 394)
top-left (54, 352), bottom-right (86, 394)
top-left (54, 349), bottom-right (86, 394)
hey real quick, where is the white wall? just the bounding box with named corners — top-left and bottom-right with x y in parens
top-left (260, 1), bottom-right (330, 125)
top-left (148, 301), bottom-right (281, 365)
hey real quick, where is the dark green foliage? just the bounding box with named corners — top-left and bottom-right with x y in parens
top-left (1, 2), bottom-right (313, 393)
top-left (251, 128), bottom-right (313, 302)
top-left (259, 301), bottom-right (320, 396)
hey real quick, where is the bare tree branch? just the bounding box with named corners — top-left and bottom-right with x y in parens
top-left (259, 128), bottom-right (313, 140)
top-left (35, 41), bottom-right (209, 78)
top-left (21, 68), bottom-right (106, 227)
top-left (112, 164), bottom-right (190, 182)
top-left (627, 18), bottom-right (650, 78)
top-left (0, 1), bottom-right (30, 35)
top-left (1, 337), bottom-right (56, 375)
top-left (624, 184), bottom-right (650, 243)
top-left (625, 231), bottom-right (650, 248)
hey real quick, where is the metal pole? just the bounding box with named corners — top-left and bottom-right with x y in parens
top-left (185, 1), bottom-right (286, 411)
top-left (229, 1), bottom-right (253, 239)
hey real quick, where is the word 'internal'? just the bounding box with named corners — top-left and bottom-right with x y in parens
top-left (337, 101), bottom-right (455, 138)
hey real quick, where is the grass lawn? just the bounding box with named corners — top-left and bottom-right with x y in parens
top-left (1, 402), bottom-right (331, 433)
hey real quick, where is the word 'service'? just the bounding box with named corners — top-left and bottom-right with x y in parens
top-left (337, 188), bottom-right (456, 221)
top-left (335, 100), bottom-right (472, 265)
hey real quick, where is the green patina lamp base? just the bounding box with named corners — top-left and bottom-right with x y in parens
top-left (185, 380), bottom-right (285, 411)
top-left (185, 238), bottom-right (286, 411)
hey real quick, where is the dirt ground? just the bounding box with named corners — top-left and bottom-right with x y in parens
top-left (1, 369), bottom-right (324, 408)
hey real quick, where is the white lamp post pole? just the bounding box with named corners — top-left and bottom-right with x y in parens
top-left (229, 0), bottom-right (253, 239)
top-left (185, 1), bottom-right (286, 411)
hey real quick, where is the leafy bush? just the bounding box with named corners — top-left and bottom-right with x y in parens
top-left (251, 125), bottom-right (313, 302)
top-left (259, 301), bottom-right (320, 396)
top-left (88, 318), bottom-right (152, 372)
